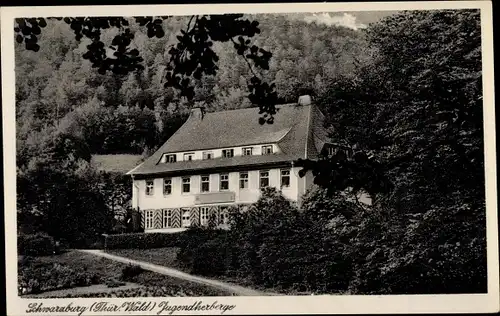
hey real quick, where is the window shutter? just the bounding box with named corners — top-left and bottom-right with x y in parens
top-left (172, 208), bottom-right (181, 228)
top-left (154, 210), bottom-right (162, 229)
top-left (191, 207), bottom-right (200, 227)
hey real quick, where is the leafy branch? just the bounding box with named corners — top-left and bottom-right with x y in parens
top-left (296, 149), bottom-right (393, 198)
top-left (14, 14), bottom-right (278, 122)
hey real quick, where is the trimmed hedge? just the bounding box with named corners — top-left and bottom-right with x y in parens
top-left (176, 229), bottom-right (233, 276)
top-left (104, 228), bottom-right (227, 250)
top-left (18, 234), bottom-right (55, 256)
top-left (104, 232), bottom-right (183, 249)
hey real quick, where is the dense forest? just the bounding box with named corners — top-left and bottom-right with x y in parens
top-left (16, 10), bottom-right (487, 294)
top-left (16, 14), bottom-right (369, 156)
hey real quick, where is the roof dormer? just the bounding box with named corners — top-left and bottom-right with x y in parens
top-left (321, 143), bottom-right (353, 159)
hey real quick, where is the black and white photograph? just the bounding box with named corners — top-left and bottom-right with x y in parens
top-left (2, 1), bottom-right (498, 315)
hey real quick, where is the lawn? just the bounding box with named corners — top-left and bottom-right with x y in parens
top-left (107, 247), bottom-right (283, 294)
top-left (18, 250), bottom-right (232, 297)
top-left (107, 247), bottom-right (183, 270)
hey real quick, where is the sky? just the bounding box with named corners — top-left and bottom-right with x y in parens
top-left (287, 11), bottom-right (400, 30)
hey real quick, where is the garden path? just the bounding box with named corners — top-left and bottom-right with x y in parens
top-left (77, 249), bottom-right (270, 296)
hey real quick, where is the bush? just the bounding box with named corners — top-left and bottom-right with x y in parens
top-left (18, 259), bottom-right (101, 295)
top-left (106, 279), bottom-right (126, 288)
top-left (348, 202), bottom-right (487, 294)
top-left (120, 264), bottom-right (144, 281)
top-left (174, 188), bottom-right (361, 293)
top-left (17, 160), bottom-right (115, 249)
top-left (18, 234), bottom-right (55, 256)
top-left (177, 230), bottom-right (234, 276)
top-left (229, 188), bottom-right (303, 284)
top-left (104, 232), bottom-right (184, 249)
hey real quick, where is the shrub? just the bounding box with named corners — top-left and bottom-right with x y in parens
top-left (120, 264), bottom-right (144, 281)
top-left (229, 187), bottom-right (302, 284)
top-left (17, 159), bottom-right (115, 249)
top-left (176, 227), bottom-right (228, 274)
top-left (106, 279), bottom-right (126, 288)
top-left (18, 259), bottom-right (101, 295)
top-left (174, 187), bottom-right (362, 293)
top-left (177, 230), bottom-right (233, 276)
top-left (348, 202), bottom-right (487, 294)
top-left (18, 234), bottom-right (55, 256)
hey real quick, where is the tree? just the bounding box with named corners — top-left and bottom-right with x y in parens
top-left (16, 128), bottom-right (113, 247)
top-left (15, 15), bottom-right (278, 122)
top-left (310, 9), bottom-right (486, 294)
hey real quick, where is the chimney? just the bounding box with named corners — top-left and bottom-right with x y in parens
top-left (189, 106), bottom-right (205, 121)
top-left (298, 95), bottom-right (312, 106)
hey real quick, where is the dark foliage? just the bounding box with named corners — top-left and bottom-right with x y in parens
top-left (18, 258), bottom-right (101, 295)
top-left (176, 228), bottom-right (233, 276)
top-left (176, 188), bottom-right (356, 293)
top-left (120, 264), bottom-right (145, 281)
top-left (17, 164), bottom-right (113, 248)
top-left (296, 149), bottom-right (392, 198)
top-left (15, 15), bottom-right (278, 121)
top-left (104, 232), bottom-right (184, 249)
top-left (177, 181), bottom-right (487, 294)
top-left (18, 234), bottom-right (55, 256)
top-left (15, 14), bottom-right (366, 156)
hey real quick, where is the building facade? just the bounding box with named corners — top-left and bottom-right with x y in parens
top-left (127, 95), bottom-right (339, 232)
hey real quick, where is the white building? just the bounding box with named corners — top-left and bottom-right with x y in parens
top-left (127, 95), bottom-right (342, 232)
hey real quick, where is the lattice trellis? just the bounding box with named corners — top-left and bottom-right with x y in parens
top-left (140, 209), bottom-right (145, 229)
top-left (191, 207), bottom-right (200, 227)
top-left (153, 209), bottom-right (163, 229)
top-left (172, 208), bottom-right (181, 228)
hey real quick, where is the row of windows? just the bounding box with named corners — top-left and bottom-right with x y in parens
top-left (162, 145), bottom-right (274, 163)
top-left (145, 169), bottom-right (291, 196)
top-left (144, 207), bottom-right (230, 229)
top-left (324, 146), bottom-right (353, 158)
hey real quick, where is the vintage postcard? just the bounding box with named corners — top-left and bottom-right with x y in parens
top-left (2, 1), bottom-right (498, 315)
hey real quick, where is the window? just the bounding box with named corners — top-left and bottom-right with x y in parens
top-left (182, 177), bottom-right (191, 193)
top-left (260, 170), bottom-right (269, 188)
top-left (220, 206), bottom-right (229, 225)
top-left (281, 169), bottom-right (290, 188)
top-left (183, 153), bottom-right (194, 161)
top-left (201, 175), bottom-right (210, 192)
top-left (262, 145), bottom-right (273, 155)
top-left (146, 180), bottom-right (154, 196)
top-left (220, 174), bottom-right (229, 191)
top-left (242, 147), bottom-right (253, 156)
top-left (202, 151), bottom-right (214, 160)
top-left (145, 210), bottom-right (154, 229)
top-left (327, 147), bottom-right (336, 157)
top-left (200, 207), bottom-right (209, 226)
top-left (222, 149), bottom-right (234, 158)
top-left (163, 178), bottom-right (172, 195)
top-left (239, 172), bottom-right (249, 189)
top-left (163, 209), bottom-right (172, 228)
top-left (182, 209), bottom-right (191, 227)
top-left (326, 146), bottom-right (352, 158)
top-left (163, 154), bottom-right (176, 163)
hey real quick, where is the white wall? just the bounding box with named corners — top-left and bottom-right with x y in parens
top-left (132, 166), bottom-right (304, 210)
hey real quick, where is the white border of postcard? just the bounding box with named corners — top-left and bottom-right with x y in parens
top-left (2, 1), bottom-right (498, 315)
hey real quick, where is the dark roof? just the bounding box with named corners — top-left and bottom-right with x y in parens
top-left (91, 154), bottom-right (144, 174)
top-left (308, 104), bottom-right (331, 160)
top-left (128, 103), bottom-right (331, 176)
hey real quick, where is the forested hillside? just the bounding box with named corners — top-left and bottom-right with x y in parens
top-left (16, 14), bottom-right (369, 157)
